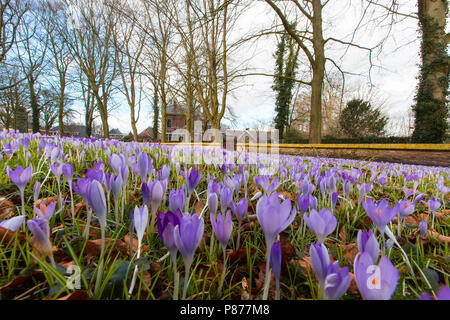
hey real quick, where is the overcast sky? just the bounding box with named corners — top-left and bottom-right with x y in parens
top-left (100, 1), bottom-right (446, 136)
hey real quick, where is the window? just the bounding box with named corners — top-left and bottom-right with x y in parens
top-left (167, 119), bottom-right (172, 128)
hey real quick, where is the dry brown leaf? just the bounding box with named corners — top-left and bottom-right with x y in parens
top-left (57, 290), bottom-right (89, 300)
top-left (85, 238), bottom-right (129, 263)
top-left (348, 272), bottom-right (359, 294)
top-left (0, 226), bottom-right (26, 246)
top-left (339, 226), bottom-right (347, 243)
top-left (0, 197), bottom-right (16, 219)
top-left (194, 200), bottom-right (206, 216)
top-left (428, 230), bottom-right (450, 243)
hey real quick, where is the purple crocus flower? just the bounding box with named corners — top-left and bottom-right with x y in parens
top-left (256, 192), bottom-right (296, 250)
top-left (297, 194), bottom-right (310, 213)
top-left (309, 195), bottom-right (318, 211)
top-left (33, 181), bottom-right (41, 204)
top-left (398, 200), bottom-right (415, 218)
top-left (310, 241), bottom-right (330, 287)
top-left (109, 153), bottom-right (124, 175)
top-left (426, 197), bottom-right (441, 212)
top-left (255, 176), bottom-right (280, 195)
top-left (419, 220), bottom-right (427, 238)
top-left (157, 209), bottom-right (183, 256)
top-left (303, 208), bottom-right (337, 243)
top-left (7, 165), bottom-right (32, 192)
top-left (419, 285), bottom-right (450, 300)
top-left (256, 192), bottom-right (296, 300)
top-left (186, 167), bottom-right (202, 195)
top-left (174, 212), bottom-right (204, 298)
top-left (169, 188), bottom-right (186, 214)
top-left (331, 192), bottom-right (338, 210)
top-left (73, 177), bottom-right (91, 202)
top-left (34, 202), bottom-right (58, 221)
top-left (62, 163), bottom-right (74, 182)
top-left (87, 180), bottom-right (107, 229)
top-left (86, 168), bottom-right (104, 183)
top-left (362, 198), bottom-right (399, 233)
top-left (230, 198), bottom-right (248, 222)
top-left (137, 152), bottom-right (149, 181)
top-left (50, 161), bottom-right (63, 180)
top-left (210, 210), bottom-right (233, 250)
top-left (102, 172), bottom-right (118, 203)
top-left (133, 205), bottom-right (149, 244)
top-left (0, 215), bottom-right (25, 232)
top-left (354, 252), bottom-right (399, 300)
top-left (208, 192), bottom-right (218, 216)
top-left (270, 240), bottom-right (282, 281)
top-left (323, 262), bottom-right (351, 300)
top-left (220, 187), bottom-right (233, 213)
top-left (27, 218), bottom-right (52, 256)
top-left (402, 186), bottom-right (414, 199)
top-left (357, 230), bottom-right (380, 263)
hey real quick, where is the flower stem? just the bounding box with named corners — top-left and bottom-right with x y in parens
top-left (262, 243), bottom-right (272, 300)
top-left (94, 226), bottom-right (105, 298)
top-left (182, 261), bottom-right (193, 300)
top-left (171, 254), bottom-right (179, 300)
top-left (128, 242), bottom-right (141, 296)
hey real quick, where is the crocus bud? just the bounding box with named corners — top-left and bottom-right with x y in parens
top-left (87, 180), bottom-right (107, 228)
top-left (297, 194), bottom-right (310, 213)
top-left (111, 175), bottom-right (123, 201)
top-left (208, 193), bottom-right (218, 216)
top-left (157, 209), bottom-right (182, 257)
top-left (270, 240), bottom-right (282, 280)
top-left (169, 188), bottom-right (186, 213)
top-left (310, 241), bottom-right (330, 287)
top-left (33, 181), bottom-right (41, 204)
top-left (174, 213), bottom-right (204, 267)
top-left (62, 163), bottom-right (74, 182)
top-left (331, 192), bottom-right (338, 209)
top-left (419, 220), bottom-right (427, 238)
top-left (27, 218), bottom-right (52, 255)
top-left (137, 152), bottom-right (148, 182)
top-left (150, 181), bottom-right (164, 213)
top-left (231, 198), bottom-right (248, 221)
top-left (133, 205), bottom-right (149, 244)
top-left (220, 187), bottom-right (233, 213)
top-left (357, 230), bottom-right (380, 263)
top-left (210, 210), bottom-right (233, 249)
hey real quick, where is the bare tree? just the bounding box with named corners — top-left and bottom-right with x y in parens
top-left (14, 3), bottom-right (48, 133)
top-left (111, 1), bottom-right (147, 141)
top-left (64, 0), bottom-right (118, 138)
top-left (0, 0), bottom-right (28, 64)
top-left (39, 0), bottom-right (73, 136)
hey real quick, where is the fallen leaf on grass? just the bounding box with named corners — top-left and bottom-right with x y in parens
top-left (227, 247), bottom-right (257, 263)
top-left (0, 226), bottom-right (26, 246)
top-left (194, 200), bottom-right (206, 216)
top-left (0, 197), bottom-right (16, 219)
top-left (52, 290), bottom-right (89, 300)
top-left (85, 238), bottom-right (129, 263)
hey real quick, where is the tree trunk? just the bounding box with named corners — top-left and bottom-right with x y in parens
top-left (412, 0), bottom-right (449, 143)
top-left (29, 79), bottom-right (39, 133)
top-left (152, 86), bottom-right (159, 141)
top-left (130, 105), bottom-right (138, 141)
top-left (309, 0), bottom-right (325, 144)
top-left (58, 77), bottom-right (66, 136)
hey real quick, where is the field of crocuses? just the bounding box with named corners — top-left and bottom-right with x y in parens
top-left (0, 130), bottom-right (448, 300)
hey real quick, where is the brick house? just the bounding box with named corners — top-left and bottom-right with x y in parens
top-left (166, 103), bottom-right (208, 142)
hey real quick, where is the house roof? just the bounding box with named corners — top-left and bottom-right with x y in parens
top-left (167, 103), bottom-right (203, 117)
top-left (109, 128), bottom-right (123, 135)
